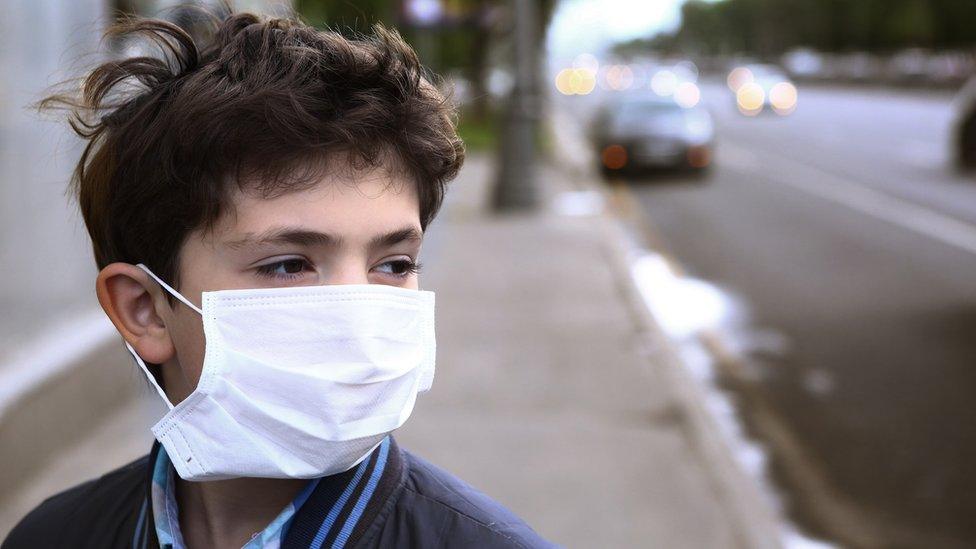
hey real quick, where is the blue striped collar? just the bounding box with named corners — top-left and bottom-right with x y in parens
top-left (137, 437), bottom-right (397, 549)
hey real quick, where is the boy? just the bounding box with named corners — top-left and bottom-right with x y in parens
top-left (4, 10), bottom-right (551, 549)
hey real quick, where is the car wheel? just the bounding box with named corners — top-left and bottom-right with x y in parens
top-left (692, 165), bottom-right (712, 181)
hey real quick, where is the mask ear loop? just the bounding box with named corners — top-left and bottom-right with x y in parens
top-left (122, 263), bottom-right (204, 411)
top-left (125, 341), bottom-right (175, 410)
top-left (136, 263), bottom-right (203, 315)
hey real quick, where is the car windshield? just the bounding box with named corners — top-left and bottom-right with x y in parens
top-left (614, 101), bottom-right (688, 131)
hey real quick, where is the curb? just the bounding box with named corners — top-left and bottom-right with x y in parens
top-left (593, 204), bottom-right (785, 549)
top-left (0, 310), bottom-right (147, 519)
top-left (545, 113), bottom-right (784, 547)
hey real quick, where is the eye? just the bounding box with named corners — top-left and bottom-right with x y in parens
top-left (255, 257), bottom-right (313, 280)
top-left (373, 258), bottom-right (422, 279)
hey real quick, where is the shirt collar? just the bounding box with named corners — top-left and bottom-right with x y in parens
top-left (150, 444), bottom-right (321, 549)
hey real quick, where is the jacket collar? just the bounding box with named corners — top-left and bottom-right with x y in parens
top-left (133, 437), bottom-right (406, 549)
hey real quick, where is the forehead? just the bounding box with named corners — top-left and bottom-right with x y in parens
top-left (216, 162), bottom-right (421, 239)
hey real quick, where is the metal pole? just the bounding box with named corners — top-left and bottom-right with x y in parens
top-left (492, 0), bottom-right (539, 212)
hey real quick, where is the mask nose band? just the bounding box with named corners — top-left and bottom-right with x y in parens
top-left (136, 263), bottom-right (203, 315)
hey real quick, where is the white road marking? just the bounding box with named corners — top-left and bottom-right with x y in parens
top-left (722, 143), bottom-right (976, 256)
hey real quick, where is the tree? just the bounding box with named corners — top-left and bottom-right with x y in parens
top-left (295, 0), bottom-right (555, 122)
top-left (638, 0), bottom-right (976, 57)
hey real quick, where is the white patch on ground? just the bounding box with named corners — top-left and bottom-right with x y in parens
top-left (630, 253), bottom-right (734, 340)
top-left (552, 189), bottom-right (606, 217)
top-left (802, 368), bottom-right (836, 397)
top-left (735, 328), bottom-right (794, 360)
top-left (628, 250), bottom-right (836, 549)
top-left (782, 529), bottom-right (836, 549)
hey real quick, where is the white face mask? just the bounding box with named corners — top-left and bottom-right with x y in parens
top-left (125, 264), bottom-right (435, 482)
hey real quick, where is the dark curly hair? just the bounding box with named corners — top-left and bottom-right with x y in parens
top-left (42, 9), bottom-right (464, 290)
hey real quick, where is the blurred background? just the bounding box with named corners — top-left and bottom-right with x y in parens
top-left (2, 0), bottom-right (976, 547)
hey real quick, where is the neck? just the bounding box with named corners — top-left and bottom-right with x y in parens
top-left (176, 476), bottom-right (307, 549)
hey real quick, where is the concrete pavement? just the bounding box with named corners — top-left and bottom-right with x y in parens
top-left (0, 152), bottom-right (780, 548)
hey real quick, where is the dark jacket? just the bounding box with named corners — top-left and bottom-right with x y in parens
top-left (3, 438), bottom-right (555, 548)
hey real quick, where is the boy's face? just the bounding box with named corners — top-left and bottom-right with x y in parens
top-left (154, 164), bottom-right (423, 405)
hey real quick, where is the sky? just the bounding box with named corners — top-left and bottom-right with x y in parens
top-left (546, 0), bottom-right (686, 60)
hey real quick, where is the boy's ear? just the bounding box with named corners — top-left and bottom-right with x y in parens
top-left (96, 263), bottom-right (175, 364)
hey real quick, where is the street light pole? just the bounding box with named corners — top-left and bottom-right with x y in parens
top-left (492, 0), bottom-right (539, 212)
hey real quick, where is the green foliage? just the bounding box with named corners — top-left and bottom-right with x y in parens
top-left (885, 0), bottom-right (934, 47)
top-left (456, 108), bottom-right (497, 150)
top-left (295, 0), bottom-right (556, 73)
top-left (295, 0), bottom-right (395, 31)
top-left (625, 0), bottom-right (976, 55)
top-left (295, 0), bottom-right (557, 148)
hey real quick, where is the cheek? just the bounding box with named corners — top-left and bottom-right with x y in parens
top-left (169, 311), bottom-right (208, 389)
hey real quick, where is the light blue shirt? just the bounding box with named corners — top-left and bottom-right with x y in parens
top-left (150, 446), bottom-right (320, 549)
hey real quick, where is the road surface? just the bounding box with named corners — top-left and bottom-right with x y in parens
top-left (620, 81), bottom-right (976, 547)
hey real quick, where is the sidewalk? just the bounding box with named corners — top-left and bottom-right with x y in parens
top-left (0, 152), bottom-right (781, 547)
top-left (397, 153), bottom-right (781, 548)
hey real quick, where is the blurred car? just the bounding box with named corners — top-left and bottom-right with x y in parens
top-left (727, 63), bottom-right (798, 115)
top-left (592, 95), bottom-right (715, 177)
top-left (952, 76), bottom-right (976, 173)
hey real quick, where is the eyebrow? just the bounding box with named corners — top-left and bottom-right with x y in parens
top-left (223, 225), bottom-right (423, 251)
top-left (368, 226), bottom-right (424, 250)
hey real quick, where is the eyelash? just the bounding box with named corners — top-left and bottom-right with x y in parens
top-left (254, 258), bottom-right (422, 280)
top-left (383, 259), bottom-right (423, 278)
top-left (255, 258), bottom-right (310, 280)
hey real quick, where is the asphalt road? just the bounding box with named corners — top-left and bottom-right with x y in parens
top-left (622, 81), bottom-right (976, 547)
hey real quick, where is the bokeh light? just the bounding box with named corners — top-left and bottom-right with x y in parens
top-left (736, 82), bottom-right (765, 115)
top-left (603, 64), bottom-right (635, 91)
top-left (674, 81), bottom-right (701, 108)
top-left (650, 69), bottom-right (678, 96)
top-left (601, 144), bottom-right (628, 170)
top-left (769, 81), bottom-right (798, 115)
top-left (555, 67), bottom-right (597, 96)
top-left (727, 66), bottom-right (754, 92)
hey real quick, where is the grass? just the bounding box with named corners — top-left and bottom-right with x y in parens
top-left (457, 110), bottom-right (498, 152)
top-left (456, 108), bottom-right (552, 156)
